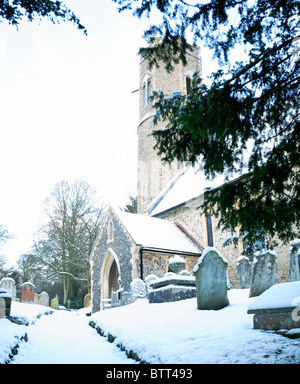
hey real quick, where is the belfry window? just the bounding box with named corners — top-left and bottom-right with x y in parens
top-left (186, 76), bottom-right (192, 95)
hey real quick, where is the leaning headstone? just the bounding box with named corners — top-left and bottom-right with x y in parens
top-left (236, 256), bottom-right (252, 289)
top-left (193, 247), bottom-right (229, 310)
top-left (0, 277), bottom-right (16, 301)
top-left (289, 239), bottom-right (300, 282)
top-left (249, 250), bottom-right (277, 297)
top-left (20, 282), bottom-right (35, 304)
top-left (50, 297), bottom-right (59, 310)
top-left (39, 292), bottom-right (49, 307)
top-left (130, 278), bottom-right (147, 301)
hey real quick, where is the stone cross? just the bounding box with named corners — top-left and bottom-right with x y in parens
top-left (249, 250), bottom-right (277, 297)
top-left (193, 247), bottom-right (229, 310)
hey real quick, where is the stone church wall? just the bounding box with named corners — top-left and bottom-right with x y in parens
top-left (155, 199), bottom-right (290, 288)
top-left (141, 250), bottom-right (199, 279)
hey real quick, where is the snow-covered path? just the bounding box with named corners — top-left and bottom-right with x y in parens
top-left (10, 310), bottom-right (135, 364)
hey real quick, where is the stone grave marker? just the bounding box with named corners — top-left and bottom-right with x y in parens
top-left (20, 282), bottom-right (35, 304)
top-left (0, 297), bottom-right (5, 319)
top-left (168, 255), bottom-right (186, 274)
top-left (236, 256), bottom-right (251, 289)
top-left (39, 292), bottom-right (49, 307)
top-left (289, 239), bottom-right (300, 282)
top-left (249, 250), bottom-right (277, 297)
top-left (0, 277), bottom-right (16, 301)
top-left (193, 247), bottom-right (229, 310)
top-left (50, 297), bottom-right (59, 310)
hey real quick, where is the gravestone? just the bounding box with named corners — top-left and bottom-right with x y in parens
top-left (193, 247), bottom-right (229, 310)
top-left (50, 297), bottom-right (59, 310)
top-left (289, 239), bottom-right (300, 282)
top-left (248, 281), bottom-right (300, 330)
top-left (249, 250), bottom-right (277, 297)
top-left (130, 278), bottom-right (147, 301)
top-left (0, 297), bottom-right (5, 319)
top-left (236, 256), bottom-right (251, 289)
top-left (0, 288), bottom-right (12, 318)
top-left (0, 277), bottom-right (16, 301)
top-left (39, 292), bottom-right (49, 307)
top-left (20, 282), bottom-right (35, 304)
top-left (84, 293), bottom-right (91, 308)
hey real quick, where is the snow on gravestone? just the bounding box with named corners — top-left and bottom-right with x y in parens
top-left (130, 278), bottom-right (147, 301)
top-left (20, 282), bottom-right (35, 304)
top-left (0, 277), bottom-right (16, 301)
top-left (249, 250), bottom-right (277, 298)
top-left (38, 292), bottom-right (49, 307)
top-left (193, 247), bottom-right (229, 310)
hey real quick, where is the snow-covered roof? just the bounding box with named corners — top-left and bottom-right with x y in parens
top-left (149, 165), bottom-right (224, 216)
top-left (113, 207), bottom-right (202, 255)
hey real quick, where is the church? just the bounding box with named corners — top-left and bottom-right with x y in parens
top-left (90, 43), bottom-right (290, 313)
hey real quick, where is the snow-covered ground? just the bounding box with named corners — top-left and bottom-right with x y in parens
top-left (1, 288), bottom-right (300, 364)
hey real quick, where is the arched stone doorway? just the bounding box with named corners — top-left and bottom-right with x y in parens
top-left (100, 248), bottom-right (120, 308)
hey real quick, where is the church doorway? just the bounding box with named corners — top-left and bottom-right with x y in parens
top-left (100, 249), bottom-right (120, 308)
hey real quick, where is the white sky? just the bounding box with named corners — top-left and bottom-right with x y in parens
top-left (0, 0), bottom-right (218, 267)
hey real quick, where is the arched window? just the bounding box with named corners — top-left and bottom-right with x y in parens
top-left (147, 79), bottom-right (152, 103)
top-left (206, 215), bottom-right (214, 247)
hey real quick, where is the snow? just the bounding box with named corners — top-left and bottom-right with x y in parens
top-left (1, 288), bottom-right (300, 364)
top-left (193, 246), bottom-right (228, 273)
top-left (248, 282), bottom-right (300, 311)
top-left (90, 289), bottom-right (300, 364)
top-left (150, 166), bottom-right (225, 216)
top-left (114, 206), bottom-right (201, 254)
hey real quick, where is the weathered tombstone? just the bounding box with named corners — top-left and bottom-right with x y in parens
top-left (289, 239), bottom-right (300, 282)
top-left (249, 250), bottom-right (277, 297)
top-left (168, 255), bottom-right (186, 274)
top-left (0, 277), bottom-right (16, 301)
top-left (34, 293), bottom-right (40, 304)
top-left (39, 292), bottom-right (49, 307)
top-left (236, 256), bottom-right (252, 289)
top-left (50, 297), bottom-right (59, 310)
top-left (0, 297), bottom-right (5, 319)
top-left (0, 288), bottom-right (12, 318)
top-left (20, 282), bottom-right (35, 304)
top-left (84, 293), bottom-right (91, 308)
top-left (193, 247), bottom-right (229, 310)
top-left (130, 278), bottom-right (147, 301)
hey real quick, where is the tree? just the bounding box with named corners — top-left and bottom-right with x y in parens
top-left (121, 194), bottom-right (138, 213)
top-left (0, 0), bottom-right (87, 34)
top-left (114, 0), bottom-right (300, 253)
top-left (34, 180), bottom-right (106, 303)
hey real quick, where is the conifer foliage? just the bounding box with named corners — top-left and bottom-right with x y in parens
top-left (114, 0), bottom-right (300, 252)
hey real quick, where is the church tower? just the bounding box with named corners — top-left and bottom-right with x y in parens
top-left (137, 41), bottom-right (202, 214)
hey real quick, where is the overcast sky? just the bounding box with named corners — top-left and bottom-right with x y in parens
top-left (0, 0), bottom-right (219, 267)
